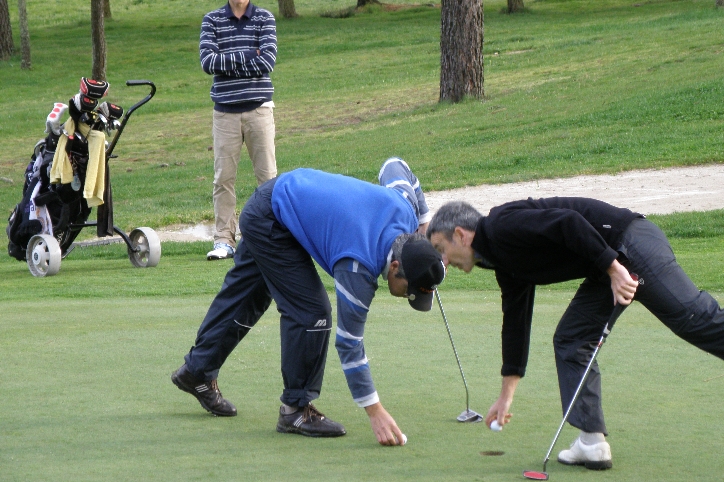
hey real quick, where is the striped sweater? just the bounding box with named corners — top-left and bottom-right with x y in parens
top-left (200, 2), bottom-right (276, 107)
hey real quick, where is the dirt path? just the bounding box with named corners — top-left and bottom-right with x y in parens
top-left (157, 164), bottom-right (724, 242)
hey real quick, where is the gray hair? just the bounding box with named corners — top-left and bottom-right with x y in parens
top-left (390, 232), bottom-right (424, 279)
top-left (427, 201), bottom-right (483, 241)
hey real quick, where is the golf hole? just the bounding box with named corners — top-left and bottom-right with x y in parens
top-left (480, 451), bottom-right (505, 456)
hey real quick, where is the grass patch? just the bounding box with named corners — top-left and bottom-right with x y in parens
top-left (1, 289), bottom-right (723, 481)
top-left (1, 217), bottom-right (722, 482)
top-left (1, 0), bottom-right (722, 231)
top-left (2, 212), bottom-right (723, 297)
top-left (1, 2), bottom-right (724, 479)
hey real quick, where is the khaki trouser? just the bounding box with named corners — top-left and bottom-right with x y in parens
top-left (212, 105), bottom-right (277, 246)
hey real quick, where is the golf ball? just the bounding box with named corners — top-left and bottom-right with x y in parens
top-left (401, 433), bottom-right (408, 445)
top-left (490, 420), bottom-right (502, 432)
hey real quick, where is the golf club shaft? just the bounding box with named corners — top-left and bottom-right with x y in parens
top-left (435, 288), bottom-right (471, 410)
top-left (542, 302), bottom-right (626, 469)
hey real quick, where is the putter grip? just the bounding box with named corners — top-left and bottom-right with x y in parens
top-left (605, 303), bottom-right (626, 335)
top-left (606, 272), bottom-right (637, 333)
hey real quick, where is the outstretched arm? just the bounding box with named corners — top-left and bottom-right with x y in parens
top-left (333, 259), bottom-right (405, 446)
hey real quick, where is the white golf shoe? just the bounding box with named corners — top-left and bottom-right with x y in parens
top-left (557, 436), bottom-right (612, 470)
top-left (207, 243), bottom-right (235, 260)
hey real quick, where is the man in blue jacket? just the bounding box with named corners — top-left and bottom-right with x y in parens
top-left (173, 158), bottom-right (445, 446)
top-left (427, 198), bottom-right (724, 470)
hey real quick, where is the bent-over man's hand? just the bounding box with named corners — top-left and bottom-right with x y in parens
top-left (365, 402), bottom-right (406, 446)
top-left (607, 259), bottom-right (638, 305)
top-left (485, 375), bottom-right (519, 428)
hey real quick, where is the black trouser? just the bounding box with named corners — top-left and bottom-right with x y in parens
top-left (185, 178), bottom-right (333, 407)
top-left (554, 218), bottom-right (724, 434)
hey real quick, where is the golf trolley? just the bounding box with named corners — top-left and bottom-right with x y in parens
top-left (6, 79), bottom-right (161, 277)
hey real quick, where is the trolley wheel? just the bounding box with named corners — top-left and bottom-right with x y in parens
top-left (26, 234), bottom-right (62, 277)
top-left (128, 227), bottom-right (161, 268)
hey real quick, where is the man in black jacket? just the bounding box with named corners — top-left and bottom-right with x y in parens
top-left (427, 198), bottom-right (724, 471)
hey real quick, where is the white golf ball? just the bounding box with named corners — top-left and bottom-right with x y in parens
top-left (490, 420), bottom-right (502, 432)
top-left (401, 433), bottom-right (408, 445)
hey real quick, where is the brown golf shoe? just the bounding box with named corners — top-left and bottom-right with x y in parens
top-left (171, 364), bottom-right (237, 417)
top-left (276, 403), bottom-right (346, 437)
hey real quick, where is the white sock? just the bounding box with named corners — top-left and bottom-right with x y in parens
top-left (281, 403), bottom-right (298, 414)
top-left (579, 431), bottom-right (605, 444)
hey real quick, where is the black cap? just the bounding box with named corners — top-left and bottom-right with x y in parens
top-left (401, 238), bottom-right (446, 312)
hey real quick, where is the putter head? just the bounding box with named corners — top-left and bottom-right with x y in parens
top-left (522, 471), bottom-right (549, 480)
top-left (457, 409), bottom-right (484, 423)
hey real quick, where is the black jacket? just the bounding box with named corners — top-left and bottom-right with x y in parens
top-left (471, 197), bottom-right (643, 377)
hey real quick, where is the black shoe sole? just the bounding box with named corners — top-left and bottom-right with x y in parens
top-left (276, 423), bottom-right (346, 438)
top-left (171, 372), bottom-right (237, 417)
top-left (584, 460), bottom-right (612, 470)
top-left (557, 458), bottom-right (612, 470)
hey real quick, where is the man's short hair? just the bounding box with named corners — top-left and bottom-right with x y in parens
top-left (427, 201), bottom-right (483, 240)
top-left (390, 233), bottom-right (418, 279)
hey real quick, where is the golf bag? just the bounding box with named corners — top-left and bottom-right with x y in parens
top-left (6, 78), bottom-right (123, 261)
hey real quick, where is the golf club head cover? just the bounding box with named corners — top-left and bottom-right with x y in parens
top-left (72, 93), bottom-right (98, 113)
top-left (80, 77), bottom-right (109, 99)
top-left (98, 101), bottom-right (123, 121)
top-left (44, 103), bottom-right (68, 135)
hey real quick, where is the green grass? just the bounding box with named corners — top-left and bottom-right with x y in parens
top-left (1, 218), bottom-right (723, 481)
top-left (2, 1), bottom-right (724, 480)
top-left (1, 0), bottom-right (723, 232)
top-left (2, 285), bottom-right (723, 481)
top-left (1, 217), bottom-right (723, 299)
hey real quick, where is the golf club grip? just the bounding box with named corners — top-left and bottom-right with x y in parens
top-left (604, 302), bottom-right (626, 336)
top-left (603, 271), bottom-right (637, 335)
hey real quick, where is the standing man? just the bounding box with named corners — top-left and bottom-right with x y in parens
top-left (427, 198), bottom-right (724, 470)
top-left (172, 158), bottom-right (444, 446)
top-left (201, 0), bottom-right (278, 260)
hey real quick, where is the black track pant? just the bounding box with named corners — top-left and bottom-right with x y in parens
top-left (554, 218), bottom-right (724, 434)
top-left (184, 178), bottom-right (333, 407)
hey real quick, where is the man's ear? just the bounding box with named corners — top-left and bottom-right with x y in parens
top-left (454, 226), bottom-right (473, 247)
top-left (388, 260), bottom-right (400, 279)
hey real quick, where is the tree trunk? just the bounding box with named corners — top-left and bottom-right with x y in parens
top-left (18, 0), bottom-right (30, 69)
top-left (507, 0), bottom-right (524, 13)
top-left (104, 0), bottom-right (112, 19)
top-left (0, 0), bottom-right (13, 60)
top-left (277, 0), bottom-right (298, 18)
top-left (91, 0), bottom-right (107, 81)
top-left (439, 0), bottom-right (484, 103)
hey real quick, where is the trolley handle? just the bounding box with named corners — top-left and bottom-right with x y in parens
top-left (105, 80), bottom-right (156, 159)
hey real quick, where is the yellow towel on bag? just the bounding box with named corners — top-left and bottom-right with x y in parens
top-left (50, 118), bottom-right (106, 207)
top-left (49, 119), bottom-right (76, 185)
top-left (82, 129), bottom-right (106, 207)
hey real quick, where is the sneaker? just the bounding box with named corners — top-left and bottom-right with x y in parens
top-left (207, 243), bottom-right (235, 260)
top-left (171, 364), bottom-right (237, 417)
top-left (557, 436), bottom-right (612, 470)
top-left (276, 403), bottom-right (346, 437)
